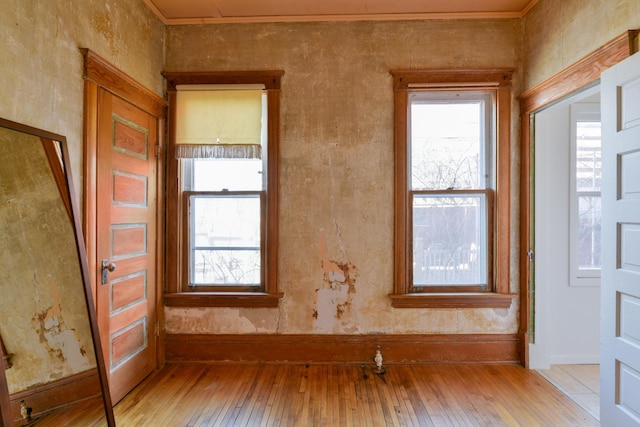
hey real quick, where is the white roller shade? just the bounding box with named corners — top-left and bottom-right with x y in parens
top-left (175, 89), bottom-right (264, 159)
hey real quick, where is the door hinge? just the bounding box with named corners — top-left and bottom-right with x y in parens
top-left (155, 322), bottom-right (160, 337)
top-left (527, 249), bottom-right (535, 262)
top-left (155, 144), bottom-right (161, 157)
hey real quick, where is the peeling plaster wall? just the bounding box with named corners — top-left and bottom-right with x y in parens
top-left (165, 20), bottom-right (522, 336)
top-left (0, 0), bottom-right (164, 391)
top-left (522, 0), bottom-right (640, 91)
top-left (0, 0), bottom-right (165, 201)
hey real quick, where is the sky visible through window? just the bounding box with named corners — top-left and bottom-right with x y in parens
top-left (410, 102), bottom-right (483, 191)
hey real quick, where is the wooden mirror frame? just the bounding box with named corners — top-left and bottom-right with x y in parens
top-left (0, 118), bottom-right (115, 426)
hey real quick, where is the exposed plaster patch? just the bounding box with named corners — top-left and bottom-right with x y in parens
top-left (456, 303), bottom-right (518, 334)
top-left (91, 10), bottom-right (119, 57)
top-left (164, 307), bottom-right (280, 334)
top-left (32, 281), bottom-right (89, 372)
top-left (313, 237), bottom-right (358, 332)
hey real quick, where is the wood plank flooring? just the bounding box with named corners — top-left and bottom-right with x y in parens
top-left (113, 363), bottom-right (599, 426)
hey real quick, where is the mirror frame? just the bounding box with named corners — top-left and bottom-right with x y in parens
top-left (0, 117), bottom-right (115, 426)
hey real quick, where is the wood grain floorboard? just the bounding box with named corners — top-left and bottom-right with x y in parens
top-left (114, 363), bottom-right (599, 426)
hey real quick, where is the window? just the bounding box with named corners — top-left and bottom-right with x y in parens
top-left (163, 71), bottom-right (283, 307)
top-left (569, 103), bottom-right (601, 286)
top-left (390, 70), bottom-right (515, 308)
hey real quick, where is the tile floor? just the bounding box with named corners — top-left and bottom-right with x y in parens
top-left (536, 364), bottom-right (600, 421)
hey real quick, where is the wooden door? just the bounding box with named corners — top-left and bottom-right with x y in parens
top-left (600, 51), bottom-right (640, 426)
top-left (96, 89), bottom-right (158, 403)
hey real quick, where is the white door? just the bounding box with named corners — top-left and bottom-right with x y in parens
top-left (600, 51), bottom-right (640, 426)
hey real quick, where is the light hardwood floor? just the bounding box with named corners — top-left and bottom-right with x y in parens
top-left (113, 363), bottom-right (599, 426)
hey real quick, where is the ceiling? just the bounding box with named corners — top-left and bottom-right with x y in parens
top-left (143, 0), bottom-right (539, 25)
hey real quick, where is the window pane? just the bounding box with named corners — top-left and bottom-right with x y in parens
top-left (578, 195), bottom-right (601, 270)
top-left (192, 250), bottom-right (260, 285)
top-left (190, 195), bottom-right (261, 285)
top-left (193, 158), bottom-right (263, 191)
top-left (411, 102), bottom-right (483, 190)
top-left (576, 121), bottom-right (601, 192)
top-left (412, 194), bottom-right (487, 286)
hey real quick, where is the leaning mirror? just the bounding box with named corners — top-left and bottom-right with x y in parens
top-left (0, 118), bottom-right (115, 426)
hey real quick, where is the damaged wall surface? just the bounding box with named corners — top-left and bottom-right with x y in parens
top-left (164, 19), bottom-right (522, 335)
top-left (2, 0), bottom-right (639, 351)
top-left (0, 0), bottom-right (165, 201)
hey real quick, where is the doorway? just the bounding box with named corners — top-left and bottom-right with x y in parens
top-left (81, 49), bottom-right (166, 404)
top-left (530, 85), bottom-right (601, 419)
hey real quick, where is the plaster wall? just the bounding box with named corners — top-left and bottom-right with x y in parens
top-left (0, 0), bottom-right (165, 198)
top-left (0, 0), bottom-right (164, 392)
top-left (522, 0), bottom-right (640, 91)
top-left (164, 20), bottom-right (522, 335)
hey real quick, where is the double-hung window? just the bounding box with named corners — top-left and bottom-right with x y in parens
top-left (410, 92), bottom-right (493, 291)
top-left (164, 71), bottom-right (283, 307)
top-left (390, 70), bottom-right (514, 308)
top-left (569, 102), bottom-right (601, 286)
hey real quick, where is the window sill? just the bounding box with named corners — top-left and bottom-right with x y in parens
top-left (164, 292), bottom-right (284, 308)
top-left (389, 293), bottom-right (517, 309)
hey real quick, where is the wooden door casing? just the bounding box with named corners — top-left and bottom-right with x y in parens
top-left (82, 49), bottom-right (166, 405)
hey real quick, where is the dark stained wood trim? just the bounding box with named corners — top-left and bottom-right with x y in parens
top-left (80, 48), bottom-right (166, 387)
top-left (8, 370), bottom-right (101, 422)
top-left (495, 84), bottom-right (511, 294)
top-left (80, 49), bottom-right (166, 117)
top-left (164, 292), bottom-right (284, 308)
top-left (155, 115), bottom-right (167, 368)
top-left (165, 333), bottom-right (520, 365)
top-left (82, 80), bottom-right (99, 310)
top-left (265, 89), bottom-right (280, 295)
top-left (389, 293), bottom-right (516, 308)
top-left (163, 71), bottom-right (284, 91)
top-left (392, 86), bottom-right (408, 296)
top-left (517, 29), bottom-right (638, 367)
top-left (163, 71), bottom-right (284, 306)
top-left (165, 90), bottom-right (180, 294)
top-left (391, 69), bottom-right (514, 88)
top-left (390, 69), bottom-right (513, 307)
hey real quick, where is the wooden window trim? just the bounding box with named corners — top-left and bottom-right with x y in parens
top-left (390, 69), bottom-right (516, 309)
top-left (163, 71), bottom-right (284, 308)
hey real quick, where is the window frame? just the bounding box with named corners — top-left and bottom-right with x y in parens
top-left (163, 71), bottom-right (284, 308)
top-left (184, 190), bottom-right (265, 291)
top-left (569, 102), bottom-right (601, 287)
top-left (390, 69), bottom-right (515, 309)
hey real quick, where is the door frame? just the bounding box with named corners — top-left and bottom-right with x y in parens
top-left (530, 85), bottom-right (601, 369)
top-left (518, 31), bottom-right (638, 367)
top-left (80, 48), bottom-right (166, 368)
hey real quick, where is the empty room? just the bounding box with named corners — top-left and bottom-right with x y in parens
top-left (1, 0), bottom-right (639, 425)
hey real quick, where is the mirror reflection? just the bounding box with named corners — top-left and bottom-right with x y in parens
top-left (0, 119), bottom-right (114, 426)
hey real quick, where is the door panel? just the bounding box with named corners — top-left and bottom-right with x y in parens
top-left (601, 51), bottom-right (640, 426)
top-left (97, 90), bottom-right (157, 404)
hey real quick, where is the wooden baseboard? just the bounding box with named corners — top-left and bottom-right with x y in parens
top-left (165, 333), bottom-right (520, 365)
top-left (9, 369), bottom-right (101, 422)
